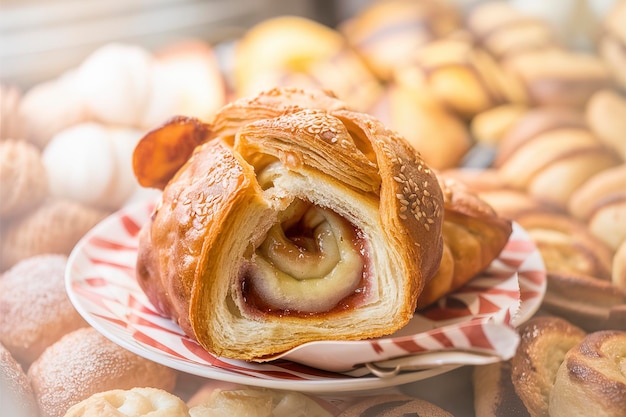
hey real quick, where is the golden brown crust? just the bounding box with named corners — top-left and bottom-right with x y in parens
top-left (418, 176), bottom-right (513, 307)
top-left (135, 88), bottom-right (444, 360)
top-left (549, 330), bottom-right (626, 417)
top-left (510, 316), bottom-right (587, 417)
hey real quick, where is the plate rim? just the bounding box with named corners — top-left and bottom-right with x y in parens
top-left (65, 200), bottom-right (546, 393)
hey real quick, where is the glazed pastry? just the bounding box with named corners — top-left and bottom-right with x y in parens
top-left (336, 394), bottom-right (454, 417)
top-left (234, 17), bottom-right (382, 113)
top-left (0, 255), bottom-right (87, 366)
top-left (0, 139), bottom-right (49, 219)
top-left (28, 327), bottom-right (177, 417)
top-left (0, 342), bottom-right (39, 417)
top-left (418, 176), bottom-right (513, 307)
top-left (510, 316), bottom-right (586, 417)
top-left (133, 88), bottom-right (444, 360)
top-left (0, 198), bottom-right (109, 271)
top-left (549, 330), bottom-right (626, 417)
top-left (63, 388), bottom-right (190, 417)
top-left (340, 0), bottom-right (461, 80)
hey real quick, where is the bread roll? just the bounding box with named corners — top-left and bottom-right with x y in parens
top-left (336, 394), bottom-right (454, 417)
top-left (0, 255), bottom-right (87, 366)
top-left (549, 330), bottom-right (626, 417)
top-left (510, 316), bottom-right (586, 417)
top-left (133, 88), bottom-right (444, 360)
top-left (63, 388), bottom-right (190, 417)
top-left (28, 327), bottom-right (177, 417)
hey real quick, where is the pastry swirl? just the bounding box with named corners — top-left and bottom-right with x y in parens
top-left (133, 88), bottom-right (444, 360)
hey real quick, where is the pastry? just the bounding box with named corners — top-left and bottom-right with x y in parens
top-left (188, 387), bottom-right (331, 417)
top-left (0, 139), bottom-right (49, 219)
top-left (336, 394), bottom-right (454, 417)
top-left (549, 330), bottom-right (626, 417)
top-left (340, 0), bottom-right (461, 80)
top-left (418, 175), bottom-right (513, 307)
top-left (0, 198), bottom-right (110, 271)
top-left (42, 122), bottom-right (143, 210)
top-left (27, 327), bottom-right (177, 417)
top-left (133, 88), bottom-right (444, 360)
top-left (512, 209), bottom-right (614, 280)
top-left (0, 254), bottom-right (87, 367)
top-left (63, 388), bottom-right (190, 417)
top-left (233, 16), bottom-right (382, 113)
top-left (145, 39), bottom-right (227, 128)
top-left (501, 48), bottom-right (615, 108)
top-left (368, 85), bottom-right (472, 169)
top-left (466, 0), bottom-right (558, 59)
top-left (73, 43), bottom-right (154, 127)
top-left (470, 104), bottom-right (529, 146)
top-left (585, 88), bottom-right (626, 160)
top-left (0, 342), bottom-right (39, 417)
top-left (393, 36), bottom-right (528, 120)
top-left (18, 71), bottom-right (92, 149)
top-left (510, 316), bottom-right (587, 417)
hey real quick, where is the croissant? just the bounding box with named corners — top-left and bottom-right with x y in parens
top-left (133, 88), bottom-right (444, 360)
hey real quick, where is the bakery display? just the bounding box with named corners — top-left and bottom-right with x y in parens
top-left (1, 0), bottom-right (625, 415)
top-left (133, 87), bottom-right (445, 360)
top-left (28, 327), bottom-right (177, 417)
top-left (233, 16), bottom-right (382, 113)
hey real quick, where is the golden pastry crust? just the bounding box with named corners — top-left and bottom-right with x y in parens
top-left (549, 330), bottom-right (626, 417)
top-left (510, 316), bottom-right (586, 417)
top-left (418, 176), bottom-right (512, 307)
top-left (134, 88), bottom-right (444, 360)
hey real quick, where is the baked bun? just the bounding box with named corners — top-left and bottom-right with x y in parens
top-left (0, 343), bottom-right (39, 417)
top-left (0, 254), bottom-right (87, 366)
top-left (0, 84), bottom-right (26, 141)
top-left (510, 316), bottom-right (586, 417)
top-left (188, 387), bottom-right (331, 417)
top-left (549, 330), bottom-right (626, 417)
top-left (234, 16), bottom-right (382, 113)
top-left (369, 85), bottom-right (472, 169)
top-left (336, 394), bottom-right (453, 417)
top-left (133, 88), bottom-right (444, 360)
top-left (340, 0), bottom-right (461, 81)
top-left (0, 139), bottom-right (48, 219)
top-left (599, 0), bottom-right (626, 91)
top-left (63, 388), bottom-right (189, 417)
top-left (0, 198), bottom-right (109, 271)
top-left (27, 327), bottom-right (177, 417)
top-left (418, 175), bottom-right (513, 307)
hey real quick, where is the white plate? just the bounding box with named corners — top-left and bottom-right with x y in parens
top-left (66, 201), bottom-right (546, 393)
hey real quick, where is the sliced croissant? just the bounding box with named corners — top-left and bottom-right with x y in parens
top-left (134, 88), bottom-right (444, 360)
